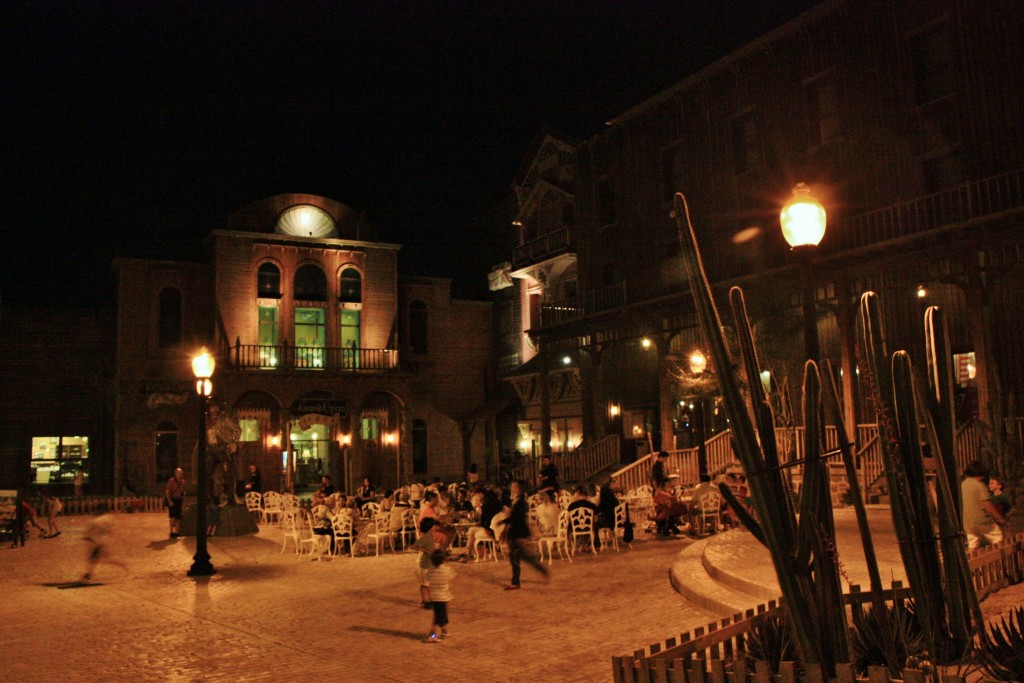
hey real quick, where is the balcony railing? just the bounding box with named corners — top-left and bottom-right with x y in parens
top-left (232, 343), bottom-right (399, 372)
top-left (832, 167), bottom-right (1024, 253)
top-left (540, 281), bottom-right (626, 327)
top-left (512, 226), bottom-right (574, 267)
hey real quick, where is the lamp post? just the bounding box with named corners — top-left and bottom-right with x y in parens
top-left (688, 350), bottom-right (710, 479)
top-left (188, 349), bottom-right (216, 577)
top-left (780, 183), bottom-right (827, 362)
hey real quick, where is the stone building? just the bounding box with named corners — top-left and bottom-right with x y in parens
top-left (114, 193), bottom-right (495, 495)
top-left (505, 0), bottom-right (1024, 456)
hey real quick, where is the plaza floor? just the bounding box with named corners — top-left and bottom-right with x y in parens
top-left (1, 513), bottom-right (719, 682)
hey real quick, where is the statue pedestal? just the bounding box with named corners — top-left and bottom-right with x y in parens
top-left (180, 502), bottom-right (259, 537)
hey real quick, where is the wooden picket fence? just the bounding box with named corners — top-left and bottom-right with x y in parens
top-left (55, 495), bottom-right (164, 515)
top-left (613, 534), bottom-right (1024, 683)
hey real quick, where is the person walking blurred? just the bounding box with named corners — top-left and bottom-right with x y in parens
top-left (500, 479), bottom-right (547, 590)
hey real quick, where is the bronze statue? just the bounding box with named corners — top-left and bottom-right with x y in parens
top-left (206, 403), bottom-right (242, 504)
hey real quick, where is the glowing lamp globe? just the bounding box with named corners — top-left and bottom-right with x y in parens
top-left (780, 183), bottom-right (827, 248)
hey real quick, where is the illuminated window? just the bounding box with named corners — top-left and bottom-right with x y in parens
top-left (239, 419), bottom-right (260, 442)
top-left (340, 309), bottom-right (361, 369)
top-left (294, 307), bottom-right (325, 369)
top-left (32, 435), bottom-right (90, 486)
top-left (257, 306), bottom-right (279, 368)
top-left (953, 351), bottom-right (976, 387)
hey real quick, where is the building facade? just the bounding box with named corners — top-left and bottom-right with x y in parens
top-left (515, 0), bottom-right (1024, 456)
top-left (114, 194), bottom-right (495, 495)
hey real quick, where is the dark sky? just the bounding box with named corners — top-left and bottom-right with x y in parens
top-left (2, 1), bottom-right (820, 306)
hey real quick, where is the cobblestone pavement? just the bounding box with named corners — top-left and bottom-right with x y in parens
top-left (1, 514), bottom-right (720, 682)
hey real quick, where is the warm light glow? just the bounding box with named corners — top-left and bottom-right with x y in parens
top-left (760, 370), bottom-right (772, 393)
top-left (780, 183), bottom-right (826, 248)
top-left (518, 439), bottom-right (530, 451)
top-left (384, 433), bottom-right (396, 445)
top-left (192, 349), bottom-right (216, 380)
top-left (340, 433), bottom-right (351, 446)
top-left (967, 363), bottom-right (977, 380)
top-left (609, 404), bottom-right (620, 417)
top-left (632, 425), bottom-right (643, 436)
top-left (641, 337), bottom-right (652, 350)
top-left (689, 350), bottom-right (707, 375)
top-left (271, 435), bottom-right (280, 447)
top-left (916, 285), bottom-right (927, 298)
top-left (562, 355), bottom-right (571, 365)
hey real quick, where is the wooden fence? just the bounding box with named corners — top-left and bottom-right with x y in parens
top-left (613, 534), bottom-right (1023, 682)
top-left (54, 495), bottom-right (165, 515)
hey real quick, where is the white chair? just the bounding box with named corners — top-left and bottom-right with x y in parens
top-left (300, 514), bottom-right (331, 560)
top-left (331, 513), bottom-right (357, 558)
top-left (538, 510), bottom-right (573, 564)
top-left (244, 491), bottom-right (262, 521)
top-left (598, 503), bottom-right (629, 552)
top-left (568, 507), bottom-right (597, 556)
top-left (262, 491), bottom-right (283, 525)
top-left (364, 512), bottom-right (395, 556)
top-left (697, 491), bottom-right (723, 535)
top-left (557, 490), bottom-right (572, 510)
top-left (397, 507), bottom-right (417, 548)
top-left (361, 501), bottom-right (381, 519)
top-left (280, 508), bottom-right (304, 554)
top-left (281, 493), bottom-right (301, 514)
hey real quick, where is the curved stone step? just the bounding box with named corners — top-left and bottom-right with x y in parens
top-left (669, 533), bottom-right (768, 617)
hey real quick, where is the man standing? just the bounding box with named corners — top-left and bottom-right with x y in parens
top-left (165, 467), bottom-right (186, 539)
top-left (539, 455), bottom-right (559, 495)
top-left (961, 460), bottom-right (1008, 549)
top-left (651, 451), bottom-right (670, 488)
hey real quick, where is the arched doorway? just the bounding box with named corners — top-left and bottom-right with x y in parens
top-left (288, 392), bottom-right (350, 493)
top-left (358, 391), bottom-right (403, 489)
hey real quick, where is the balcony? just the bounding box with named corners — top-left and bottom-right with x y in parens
top-left (231, 343), bottom-right (399, 372)
top-left (512, 226), bottom-right (574, 268)
top-left (832, 167), bottom-right (1024, 253)
top-left (540, 282), bottom-right (626, 327)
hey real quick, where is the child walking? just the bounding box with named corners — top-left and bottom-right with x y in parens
top-left (424, 549), bottom-right (455, 642)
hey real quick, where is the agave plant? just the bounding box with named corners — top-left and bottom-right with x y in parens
top-left (745, 613), bottom-right (800, 675)
top-left (850, 598), bottom-right (926, 675)
top-left (978, 606), bottom-right (1024, 681)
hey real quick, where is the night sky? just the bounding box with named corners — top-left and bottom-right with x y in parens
top-left (2, 1), bottom-right (820, 307)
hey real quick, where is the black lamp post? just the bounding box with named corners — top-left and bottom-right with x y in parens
top-left (688, 350), bottom-right (711, 478)
top-left (188, 348), bottom-right (216, 577)
top-left (780, 183), bottom-right (827, 362)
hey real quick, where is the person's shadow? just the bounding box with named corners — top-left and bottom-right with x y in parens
top-left (146, 538), bottom-right (178, 550)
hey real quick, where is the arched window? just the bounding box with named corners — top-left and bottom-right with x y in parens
top-left (257, 263), bottom-right (281, 298)
top-left (409, 300), bottom-right (428, 353)
top-left (158, 288), bottom-right (182, 348)
top-left (340, 267), bottom-right (362, 304)
top-left (294, 264), bottom-right (327, 301)
top-left (412, 419), bottom-right (428, 475)
top-left (154, 420), bottom-right (178, 483)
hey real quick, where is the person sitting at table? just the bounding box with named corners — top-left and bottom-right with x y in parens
top-left (408, 480), bottom-right (425, 509)
top-left (653, 480), bottom-right (688, 536)
top-left (380, 489), bottom-right (394, 512)
top-left (534, 490), bottom-right (559, 536)
top-left (567, 486), bottom-right (598, 514)
top-left (317, 476), bottom-right (337, 500)
top-left (355, 478), bottom-right (376, 508)
top-left (418, 492), bottom-right (451, 547)
top-left (311, 501), bottom-right (335, 553)
top-left (389, 491), bottom-right (412, 548)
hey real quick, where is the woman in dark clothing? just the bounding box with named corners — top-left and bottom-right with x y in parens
top-left (500, 480), bottom-right (548, 590)
top-left (596, 481), bottom-right (620, 532)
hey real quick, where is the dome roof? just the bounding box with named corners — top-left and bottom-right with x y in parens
top-left (275, 204), bottom-right (337, 238)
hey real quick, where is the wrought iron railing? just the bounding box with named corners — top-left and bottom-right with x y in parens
top-left (232, 342), bottom-right (399, 372)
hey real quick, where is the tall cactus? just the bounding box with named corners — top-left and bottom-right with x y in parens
top-left (673, 193), bottom-right (849, 675)
top-left (858, 292), bottom-right (982, 661)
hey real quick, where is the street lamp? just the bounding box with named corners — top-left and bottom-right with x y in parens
top-left (688, 350), bottom-right (711, 478)
top-left (780, 183), bottom-right (827, 361)
top-left (188, 348), bottom-right (216, 577)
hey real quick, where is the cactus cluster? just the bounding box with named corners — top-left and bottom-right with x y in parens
top-left (673, 193), bottom-right (849, 674)
top-left (857, 293), bottom-right (982, 661)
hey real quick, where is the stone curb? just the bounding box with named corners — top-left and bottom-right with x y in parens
top-left (669, 534), bottom-right (765, 617)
